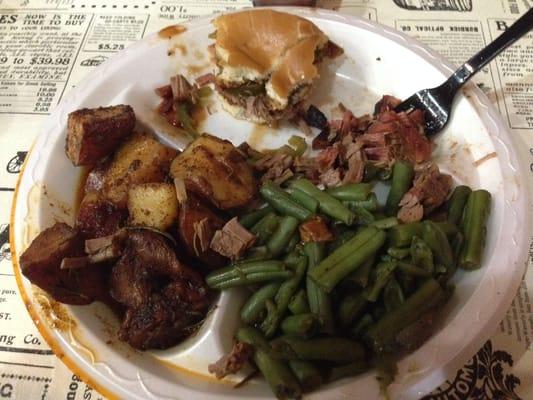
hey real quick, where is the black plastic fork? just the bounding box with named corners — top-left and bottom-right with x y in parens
top-left (395, 8), bottom-right (533, 136)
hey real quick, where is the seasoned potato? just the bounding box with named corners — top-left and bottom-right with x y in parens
top-left (128, 183), bottom-right (179, 231)
top-left (170, 134), bottom-right (257, 210)
top-left (103, 131), bottom-right (178, 207)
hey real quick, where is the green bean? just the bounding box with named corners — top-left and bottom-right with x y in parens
top-left (206, 260), bottom-right (286, 287)
top-left (287, 188), bottom-right (319, 213)
top-left (285, 233), bottom-right (300, 255)
top-left (244, 246), bottom-right (271, 261)
top-left (255, 348), bottom-right (302, 398)
top-left (288, 289), bottom-right (310, 315)
top-left (387, 247), bottom-right (410, 260)
top-left (459, 190), bottom-right (491, 270)
top-left (176, 103), bottom-right (199, 138)
top-left (261, 256), bottom-right (307, 337)
top-left (311, 227), bottom-right (387, 293)
top-left (388, 222), bottom-right (423, 247)
top-left (383, 276), bottom-right (405, 312)
top-left (289, 178), bottom-right (355, 225)
top-left (288, 135), bottom-right (307, 157)
top-left (363, 260), bottom-right (397, 302)
top-left (281, 313), bottom-right (320, 338)
top-left (236, 326), bottom-right (270, 349)
top-left (344, 192), bottom-right (379, 211)
top-left (260, 182), bottom-right (313, 221)
top-left (439, 232), bottom-right (462, 285)
top-left (345, 256), bottom-right (374, 288)
top-left (422, 221), bottom-right (454, 268)
top-left (351, 313), bottom-right (374, 338)
top-left (410, 236), bottom-right (434, 274)
top-left (328, 360), bottom-right (369, 382)
top-left (371, 217), bottom-right (399, 230)
top-left (365, 278), bottom-right (446, 353)
top-left (327, 230), bottom-right (357, 252)
top-left (271, 337), bottom-right (365, 363)
top-left (241, 282), bottom-right (281, 324)
top-left (435, 221), bottom-right (459, 238)
top-left (352, 206), bottom-right (376, 224)
top-left (397, 261), bottom-right (432, 278)
top-left (237, 327), bottom-right (302, 399)
top-left (304, 242), bottom-right (335, 334)
top-left (385, 161), bottom-right (414, 216)
top-left (266, 216), bottom-right (300, 258)
top-left (338, 293), bottom-right (367, 327)
top-left (250, 212), bottom-right (280, 245)
top-left (240, 205), bottom-right (274, 229)
top-left (284, 245), bottom-right (304, 266)
top-left (327, 183), bottom-right (373, 201)
top-left (310, 226), bottom-right (379, 281)
top-left (289, 360), bottom-right (323, 391)
top-left (212, 271), bottom-right (293, 290)
top-left (446, 185), bottom-right (472, 225)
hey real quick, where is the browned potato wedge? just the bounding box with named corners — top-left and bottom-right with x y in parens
top-left (128, 183), bottom-right (179, 231)
top-left (170, 134), bottom-right (256, 210)
top-left (102, 131), bottom-right (178, 207)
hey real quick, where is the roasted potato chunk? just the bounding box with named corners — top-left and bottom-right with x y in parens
top-left (66, 105), bottom-right (135, 166)
top-left (170, 134), bottom-right (257, 210)
top-left (103, 131), bottom-right (178, 207)
top-left (128, 183), bottom-right (179, 231)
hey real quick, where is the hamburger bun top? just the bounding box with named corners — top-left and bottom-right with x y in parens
top-left (213, 9), bottom-right (329, 104)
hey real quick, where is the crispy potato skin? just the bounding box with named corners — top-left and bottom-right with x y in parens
top-left (178, 195), bottom-right (227, 269)
top-left (66, 105), bottom-right (135, 166)
top-left (170, 134), bottom-right (257, 210)
top-left (128, 183), bottom-right (179, 231)
top-left (102, 131), bottom-right (178, 208)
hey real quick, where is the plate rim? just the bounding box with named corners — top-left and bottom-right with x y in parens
top-left (10, 6), bottom-right (530, 400)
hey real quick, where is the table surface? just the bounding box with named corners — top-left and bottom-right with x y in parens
top-left (0, 1), bottom-right (532, 399)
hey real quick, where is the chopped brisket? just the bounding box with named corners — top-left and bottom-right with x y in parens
top-left (210, 217), bottom-right (256, 260)
top-left (208, 341), bottom-right (254, 379)
top-left (319, 168), bottom-right (342, 188)
top-left (170, 74), bottom-right (193, 103)
top-left (299, 217), bottom-right (333, 243)
top-left (397, 163), bottom-right (452, 223)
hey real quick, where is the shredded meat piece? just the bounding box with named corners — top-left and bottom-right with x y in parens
top-left (311, 128), bottom-right (334, 150)
top-left (195, 73), bottom-right (215, 87)
top-left (374, 95), bottom-right (402, 115)
top-left (299, 217), bottom-right (334, 243)
top-left (210, 217), bottom-right (256, 260)
top-left (170, 74), bottom-right (193, 102)
top-left (397, 163), bottom-right (452, 222)
top-left (208, 341), bottom-right (254, 379)
top-left (319, 168), bottom-right (342, 188)
top-left (254, 152), bottom-right (293, 172)
top-left (294, 156), bottom-right (319, 182)
top-left (316, 144), bottom-right (339, 173)
top-left (343, 150), bottom-right (366, 184)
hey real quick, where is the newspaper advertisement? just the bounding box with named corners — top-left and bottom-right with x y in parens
top-left (0, 0), bottom-right (531, 398)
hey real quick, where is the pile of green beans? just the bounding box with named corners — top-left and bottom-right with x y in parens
top-left (205, 173), bottom-right (491, 399)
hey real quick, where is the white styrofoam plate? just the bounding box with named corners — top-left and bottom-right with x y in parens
top-left (10, 7), bottom-right (529, 400)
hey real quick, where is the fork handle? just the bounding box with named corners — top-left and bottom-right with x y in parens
top-left (447, 8), bottom-right (533, 91)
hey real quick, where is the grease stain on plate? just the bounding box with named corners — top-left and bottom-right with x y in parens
top-left (158, 24), bottom-right (187, 39)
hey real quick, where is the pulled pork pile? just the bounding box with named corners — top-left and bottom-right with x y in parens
top-left (250, 95), bottom-right (451, 223)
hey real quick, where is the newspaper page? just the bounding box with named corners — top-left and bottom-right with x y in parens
top-left (0, 0), bottom-right (531, 398)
